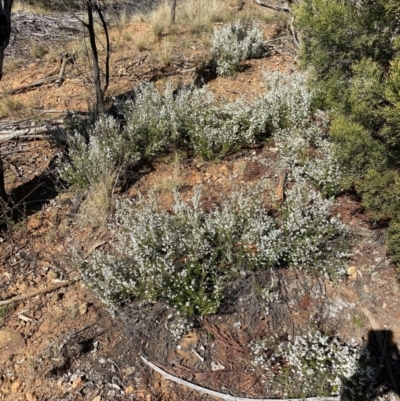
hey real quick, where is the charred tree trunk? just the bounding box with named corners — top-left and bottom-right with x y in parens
top-left (0, 0), bottom-right (13, 203)
top-left (0, 0), bottom-right (13, 80)
top-left (83, 0), bottom-right (110, 113)
top-left (0, 152), bottom-right (6, 202)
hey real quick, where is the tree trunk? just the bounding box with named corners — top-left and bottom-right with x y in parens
top-left (0, 0), bottom-right (14, 81)
top-left (0, 152), bottom-right (6, 202)
top-left (171, 0), bottom-right (177, 24)
top-left (85, 0), bottom-right (104, 112)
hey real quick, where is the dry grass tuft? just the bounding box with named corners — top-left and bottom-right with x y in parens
top-left (152, 154), bottom-right (183, 193)
top-left (0, 95), bottom-right (24, 118)
top-left (133, 32), bottom-right (151, 52)
top-left (153, 39), bottom-right (173, 67)
top-left (150, 0), bottom-right (171, 38)
top-left (177, 0), bottom-right (229, 33)
top-left (78, 174), bottom-right (116, 228)
top-left (29, 40), bottom-right (49, 59)
top-left (13, 0), bottom-right (50, 14)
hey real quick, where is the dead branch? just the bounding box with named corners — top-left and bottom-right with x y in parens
top-left (0, 122), bottom-right (65, 143)
top-left (8, 76), bottom-right (59, 95)
top-left (275, 171), bottom-right (287, 203)
top-left (141, 355), bottom-right (339, 401)
top-left (252, 0), bottom-right (290, 13)
top-left (0, 280), bottom-right (77, 306)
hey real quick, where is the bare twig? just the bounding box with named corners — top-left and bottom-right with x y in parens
top-left (0, 280), bottom-right (77, 306)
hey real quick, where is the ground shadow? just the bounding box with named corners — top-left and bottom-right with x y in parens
top-left (3, 155), bottom-right (60, 226)
top-left (341, 330), bottom-right (400, 400)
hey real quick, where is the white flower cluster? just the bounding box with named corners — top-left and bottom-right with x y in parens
top-left (211, 20), bottom-right (265, 76)
top-left (273, 111), bottom-right (342, 197)
top-left (280, 175), bottom-right (348, 276)
top-left (250, 334), bottom-right (281, 373)
top-left (165, 308), bottom-right (193, 340)
top-left (279, 331), bottom-right (372, 397)
top-left (78, 178), bottom-right (347, 315)
top-left (58, 116), bottom-right (137, 188)
top-left (60, 71), bottom-right (340, 197)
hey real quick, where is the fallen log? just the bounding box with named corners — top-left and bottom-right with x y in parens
top-left (0, 123), bottom-right (65, 143)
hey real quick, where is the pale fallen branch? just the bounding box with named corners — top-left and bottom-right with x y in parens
top-left (0, 280), bottom-right (77, 306)
top-left (252, 0), bottom-right (290, 13)
top-left (9, 76), bottom-right (61, 95)
top-left (140, 355), bottom-right (339, 401)
top-left (0, 124), bottom-right (65, 143)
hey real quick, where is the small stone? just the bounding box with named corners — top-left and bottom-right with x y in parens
top-left (0, 331), bottom-right (25, 364)
top-left (347, 266), bottom-right (358, 281)
top-left (99, 358), bottom-right (107, 364)
top-left (26, 393), bottom-right (37, 401)
top-left (124, 386), bottom-right (134, 395)
top-left (78, 303), bottom-right (88, 315)
top-left (211, 361), bottom-right (225, 371)
top-left (124, 366), bottom-right (135, 375)
top-left (383, 303), bottom-right (387, 310)
top-left (364, 285), bottom-right (370, 294)
top-left (11, 379), bottom-right (21, 393)
top-left (47, 270), bottom-right (58, 281)
top-left (72, 376), bottom-right (84, 389)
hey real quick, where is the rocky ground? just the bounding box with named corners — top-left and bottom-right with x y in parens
top-left (1, 2), bottom-right (400, 401)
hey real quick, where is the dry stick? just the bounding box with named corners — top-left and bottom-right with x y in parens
top-left (0, 124), bottom-right (65, 143)
top-left (0, 280), bottom-right (77, 306)
top-left (275, 171), bottom-right (287, 203)
top-left (252, 0), bottom-right (290, 13)
top-left (8, 75), bottom-right (60, 95)
top-left (140, 356), bottom-right (339, 401)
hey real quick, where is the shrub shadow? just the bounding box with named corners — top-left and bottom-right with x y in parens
top-left (4, 155), bottom-right (60, 225)
top-left (341, 330), bottom-right (400, 400)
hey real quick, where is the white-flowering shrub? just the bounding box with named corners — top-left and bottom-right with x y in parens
top-left (280, 176), bottom-right (348, 277)
top-left (59, 72), bottom-right (340, 191)
top-left (123, 83), bottom-right (178, 157)
top-left (251, 331), bottom-right (376, 398)
top-left (79, 186), bottom-right (280, 315)
top-left (273, 105), bottom-right (342, 197)
top-left (256, 71), bottom-right (314, 130)
top-left (165, 308), bottom-right (194, 340)
top-left (211, 20), bottom-right (265, 76)
top-left (78, 178), bottom-right (348, 315)
top-left (279, 331), bottom-right (373, 398)
top-left (58, 116), bottom-right (135, 189)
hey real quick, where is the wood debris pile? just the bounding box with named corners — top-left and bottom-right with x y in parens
top-left (5, 11), bottom-right (81, 59)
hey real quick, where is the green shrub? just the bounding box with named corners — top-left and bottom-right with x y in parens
top-left (387, 217), bottom-right (400, 266)
top-left (294, 0), bottom-right (395, 87)
top-left (329, 117), bottom-right (386, 189)
top-left (294, 0), bottom-right (400, 267)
